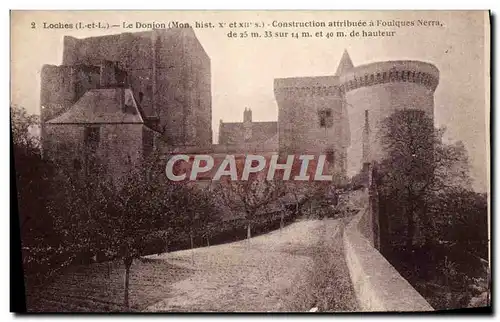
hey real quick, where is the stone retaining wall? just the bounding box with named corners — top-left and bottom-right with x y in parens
top-left (343, 208), bottom-right (433, 312)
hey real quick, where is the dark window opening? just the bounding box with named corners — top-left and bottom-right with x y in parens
top-left (73, 158), bottom-right (82, 171)
top-left (143, 130), bottom-right (154, 158)
top-left (319, 109), bottom-right (333, 128)
top-left (326, 150), bottom-right (335, 164)
top-left (84, 127), bottom-right (100, 152)
top-left (139, 92), bottom-right (144, 104)
top-left (84, 127), bottom-right (100, 176)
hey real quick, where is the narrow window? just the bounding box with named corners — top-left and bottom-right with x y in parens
top-left (320, 115), bottom-right (326, 127)
top-left (73, 158), bottom-right (82, 171)
top-left (326, 149), bottom-right (335, 164)
top-left (84, 127), bottom-right (100, 152)
top-left (319, 109), bottom-right (333, 128)
top-left (84, 126), bottom-right (100, 175)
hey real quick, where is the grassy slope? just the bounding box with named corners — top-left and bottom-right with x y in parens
top-left (27, 219), bottom-right (357, 312)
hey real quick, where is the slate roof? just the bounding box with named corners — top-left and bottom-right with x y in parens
top-left (335, 49), bottom-right (354, 76)
top-left (46, 88), bottom-right (144, 124)
top-left (219, 121), bottom-right (278, 145)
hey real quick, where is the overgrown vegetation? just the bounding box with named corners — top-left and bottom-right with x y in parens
top-left (281, 220), bottom-right (358, 312)
top-left (374, 109), bottom-right (489, 310)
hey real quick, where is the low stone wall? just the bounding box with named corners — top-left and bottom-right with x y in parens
top-left (343, 208), bottom-right (433, 312)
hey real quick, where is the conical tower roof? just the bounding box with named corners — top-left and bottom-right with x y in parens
top-left (335, 50), bottom-right (354, 76)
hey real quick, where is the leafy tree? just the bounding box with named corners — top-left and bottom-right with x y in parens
top-left (430, 187), bottom-right (488, 257)
top-left (377, 109), bottom-right (472, 250)
top-left (11, 105), bottom-right (40, 152)
top-left (374, 110), bottom-right (490, 310)
top-left (11, 106), bottom-right (60, 282)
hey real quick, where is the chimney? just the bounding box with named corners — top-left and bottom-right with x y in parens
top-left (243, 108), bottom-right (252, 142)
top-left (244, 108), bottom-right (252, 123)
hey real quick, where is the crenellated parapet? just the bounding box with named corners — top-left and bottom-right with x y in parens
top-left (272, 50), bottom-right (440, 178)
top-left (274, 76), bottom-right (343, 98)
top-left (274, 84), bottom-right (343, 98)
top-left (274, 60), bottom-right (439, 99)
top-left (339, 60), bottom-right (440, 93)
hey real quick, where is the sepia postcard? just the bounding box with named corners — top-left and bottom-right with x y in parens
top-left (10, 10), bottom-right (491, 313)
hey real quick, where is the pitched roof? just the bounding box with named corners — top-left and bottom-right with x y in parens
top-left (335, 49), bottom-right (354, 76)
top-left (249, 121), bottom-right (278, 143)
top-left (219, 121), bottom-right (278, 145)
top-left (46, 88), bottom-right (144, 124)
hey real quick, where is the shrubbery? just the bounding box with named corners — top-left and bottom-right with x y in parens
top-left (373, 109), bottom-right (489, 309)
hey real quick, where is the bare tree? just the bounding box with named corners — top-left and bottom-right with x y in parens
top-left (169, 184), bottom-right (219, 263)
top-left (49, 158), bottom-right (173, 310)
top-left (215, 176), bottom-right (286, 240)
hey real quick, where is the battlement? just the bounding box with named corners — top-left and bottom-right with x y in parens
top-left (274, 76), bottom-right (343, 98)
top-left (274, 59), bottom-right (439, 99)
top-left (339, 60), bottom-right (440, 93)
top-left (272, 50), bottom-right (439, 177)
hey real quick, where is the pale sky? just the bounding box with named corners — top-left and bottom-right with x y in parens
top-left (11, 11), bottom-right (489, 192)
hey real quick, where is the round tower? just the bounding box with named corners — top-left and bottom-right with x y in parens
top-left (339, 58), bottom-right (440, 176)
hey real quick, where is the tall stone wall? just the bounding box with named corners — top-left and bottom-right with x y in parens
top-left (40, 64), bottom-right (101, 151)
top-left (58, 29), bottom-right (212, 148)
top-left (160, 28), bottom-right (212, 148)
top-left (341, 61), bottom-right (439, 176)
top-left (44, 123), bottom-right (146, 183)
top-left (62, 32), bottom-right (159, 118)
top-left (40, 65), bottom-right (75, 121)
top-left (40, 64), bottom-right (102, 121)
top-left (274, 77), bottom-right (350, 178)
top-left (344, 205), bottom-right (433, 311)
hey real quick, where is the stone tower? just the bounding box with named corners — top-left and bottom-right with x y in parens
top-left (274, 50), bottom-right (440, 178)
top-left (273, 54), bottom-right (352, 180)
top-left (340, 57), bottom-right (439, 175)
top-left (40, 28), bottom-right (212, 149)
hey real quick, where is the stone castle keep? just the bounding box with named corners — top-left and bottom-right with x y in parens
top-left (41, 28), bottom-right (211, 179)
top-left (41, 29), bottom-right (439, 181)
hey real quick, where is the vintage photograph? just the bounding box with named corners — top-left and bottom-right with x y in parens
top-left (10, 10), bottom-right (490, 312)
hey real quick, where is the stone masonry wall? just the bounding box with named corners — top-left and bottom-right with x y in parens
top-left (44, 123), bottom-right (145, 183)
top-left (343, 203), bottom-right (433, 311)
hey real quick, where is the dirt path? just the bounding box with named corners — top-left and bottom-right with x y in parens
top-left (144, 219), bottom-right (345, 312)
top-left (27, 218), bottom-right (354, 312)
